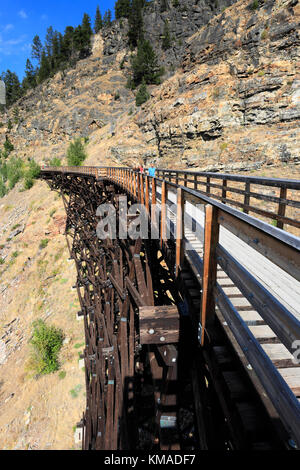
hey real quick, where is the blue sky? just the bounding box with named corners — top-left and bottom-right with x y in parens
top-left (0, 1), bottom-right (116, 80)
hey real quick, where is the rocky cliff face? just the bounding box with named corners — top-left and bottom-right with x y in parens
top-left (133, 0), bottom-right (300, 171)
top-left (2, 0), bottom-right (299, 173)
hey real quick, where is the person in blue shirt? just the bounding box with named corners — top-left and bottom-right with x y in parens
top-left (148, 163), bottom-right (156, 178)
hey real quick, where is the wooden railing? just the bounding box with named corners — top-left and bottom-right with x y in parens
top-left (41, 165), bottom-right (300, 447)
top-left (155, 169), bottom-right (300, 231)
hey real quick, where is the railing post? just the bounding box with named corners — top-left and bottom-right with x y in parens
top-left (161, 181), bottom-right (167, 249)
top-left (222, 179), bottom-right (227, 203)
top-left (277, 186), bottom-right (287, 230)
top-left (244, 181), bottom-right (250, 214)
top-left (151, 177), bottom-right (156, 207)
top-left (184, 174), bottom-right (188, 187)
top-left (194, 174), bottom-right (198, 190)
top-left (175, 188), bottom-right (184, 277)
top-left (145, 175), bottom-right (150, 214)
top-left (140, 174), bottom-right (145, 205)
top-left (206, 176), bottom-right (210, 195)
top-left (151, 177), bottom-right (159, 240)
top-left (133, 172), bottom-right (137, 199)
top-left (200, 204), bottom-right (220, 346)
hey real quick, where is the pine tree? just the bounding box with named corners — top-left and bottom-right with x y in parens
top-left (80, 13), bottom-right (93, 57)
top-left (1, 70), bottom-right (22, 107)
top-left (115, 0), bottom-right (131, 19)
top-left (162, 19), bottom-right (171, 50)
top-left (94, 6), bottom-right (103, 33)
top-left (131, 39), bottom-right (163, 86)
top-left (61, 26), bottom-right (75, 63)
top-left (31, 35), bottom-right (43, 64)
top-left (38, 51), bottom-right (51, 82)
top-left (128, 0), bottom-right (144, 48)
top-left (103, 9), bottom-right (112, 27)
top-left (22, 59), bottom-right (36, 90)
top-left (135, 79), bottom-right (150, 106)
top-left (52, 32), bottom-right (62, 70)
top-left (45, 26), bottom-right (54, 57)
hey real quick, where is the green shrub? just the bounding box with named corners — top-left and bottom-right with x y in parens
top-left (261, 30), bottom-right (267, 40)
top-left (49, 157), bottom-right (62, 167)
top-left (26, 160), bottom-right (41, 179)
top-left (39, 239), bottom-right (49, 249)
top-left (28, 320), bottom-right (64, 376)
top-left (23, 160), bottom-right (40, 190)
top-left (4, 138), bottom-right (14, 155)
top-left (7, 157), bottom-right (24, 189)
top-left (67, 138), bottom-right (87, 166)
top-left (24, 177), bottom-right (34, 190)
top-left (250, 0), bottom-right (259, 9)
top-left (0, 179), bottom-right (7, 198)
top-left (136, 80), bottom-right (150, 106)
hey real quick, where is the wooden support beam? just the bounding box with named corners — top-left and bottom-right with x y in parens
top-left (200, 204), bottom-right (219, 346)
top-left (139, 305), bottom-right (179, 345)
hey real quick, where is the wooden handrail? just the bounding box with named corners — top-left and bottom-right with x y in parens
top-left (42, 165), bottom-right (300, 231)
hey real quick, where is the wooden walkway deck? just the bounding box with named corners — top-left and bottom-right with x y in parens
top-left (158, 187), bottom-right (300, 402)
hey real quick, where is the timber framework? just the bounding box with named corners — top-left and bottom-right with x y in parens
top-left (40, 166), bottom-right (300, 451)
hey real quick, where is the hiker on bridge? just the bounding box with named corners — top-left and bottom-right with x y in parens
top-left (148, 163), bottom-right (156, 178)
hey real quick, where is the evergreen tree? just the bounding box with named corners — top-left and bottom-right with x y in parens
top-left (135, 79), bottom-right (150, 106)
top-left (115, 0), bottom-right (131, 19)
top-left (45, 26), bottom-right (55, 57)
top-left (131, 39), bottom-right (163, 87)
top-left (103, 9), bottom-right (112, 27)
top-left (61, 26), bottom-right (75, 63)
top-left (162, 19), bottom-right (171, 50)
top-left (81, 13), bottom-right (93, 45)
top-left (94, 5), bottom-right (103, 33)
top-left (38, 51), bottom-right (51, 82)
top-left (1, 70), bottom-right (22, 107)
top-left (128, 0), bottom-right (144, 48)
top-left (52, 32), bottom-right (62, 70)
top-left (73, 14), bottom-right (93, 58)
top-left (22, 59), bottom-right (36, 90)
top-left (31, 35), bottom-right (43, 64)
top-left (160, 0), bottom-right (168, 12)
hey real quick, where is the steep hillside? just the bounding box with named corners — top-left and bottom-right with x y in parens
top-left (0, 0), bottom-right (299, 450)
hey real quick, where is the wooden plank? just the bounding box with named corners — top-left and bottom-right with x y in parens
top-left (248, 326), bottom-right (277, 341)
top-left (216, 245), bottom-right (300, 354)
top-left (218, 209), bottom-right (300, 282)
top-left (215, 283), bottom-right (300, 448)
top-left (139, 305), bottom-right (179, 345)
top-left (279, 368), bottom-right (300, 395)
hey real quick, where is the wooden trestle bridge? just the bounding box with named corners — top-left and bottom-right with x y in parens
top-left (40, 166), bottom-right (300, 451)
